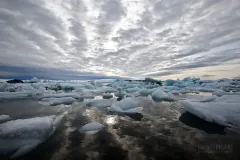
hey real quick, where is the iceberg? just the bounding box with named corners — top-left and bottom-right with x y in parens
top-left (126, 87), bottom-right (139, 93)
top-left (181, 100), bottom-right (240, 127)
top-left (102, 93), bottom-right (113, 99)
top-left (0, 115), bottom-right (11, 122)
top-left (114, 88), bottom-right (126, 99)
top-left (40, 92), bottom-right (82, 99)
top-left (138, 89), bottom-right (150, 97)
top-left (185, 95), bottom-right (217, 102)
top-left (109, 97), bottom-right (143, 114)
top-left (0, 115), bottom-right (63, 158)
top-left (214, 95), bottom-right (240, 103)
top-left (79, 122), bottom-right (104, 134)
top-left (39, 97), bottom-right (76, 106)
top-left (151, 89), bottom-right (174, 102)
top-left (86, 99), bottom-right (115, 108)
top-left (213, 90), bottom-right (240, 97)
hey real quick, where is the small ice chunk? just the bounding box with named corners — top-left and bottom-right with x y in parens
top-left (40, 92), bottom-right (82, 99)
top-left (115, 88), bottom-right (126, 99)
top-left (213, 90), bottom-right (240, 97)
top-left (102, 93), bottom-right (113, 99)
top-left (126, 87), bottom-right (139, 93)
top-left (0, 115), bottom-right (63, 158)
top-left (181, 100), bottom-right (240, 127)
top-left (152, 89), bottom-right (174, 102)
top-left (0, 115), bottom-right (11, 122)
top-left (39, 97), bottom-right (76, 106)
top-left (79, 122), bottom-right (104, 134)
top-left (138, 89), bottom-right (149, 97)
top-left (95, 82), bottom-right (103, 87)
top-left (87, 99), bottom-right (115, 108)
top-left (109, 97), bottom-right (143, 114)
top-left (185, 95), bottom-right (217, 102)
top-left (214, 95), bottom-right (240, 103)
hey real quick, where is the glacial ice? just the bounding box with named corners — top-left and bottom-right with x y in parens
top-left (214, 95), bottom-right (240, 103)
top-left (39, 97), bottom-right (77, 106)
top-left (109, 97), bottom-right (143, 114)
top-left (138, 88), bottom-right (150, 97)
top-left (86, 99), bottom-right (116, 108)
top-left (0, 115), bottom-right (63, 158)
top-left (0, 115), bottom-right (11, 122)
top-left (184, 95), bottom-right (217, 102)
top-left (79, 122), bottom-right (104, 134)
top-left (181, 100), bottom-right (240, 127)
top-left (102, 93), bottom-right (113, 99)
top-left (151, 89), bottom-right (174, 102)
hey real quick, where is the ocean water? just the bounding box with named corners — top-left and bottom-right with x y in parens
top-left (0, 96), bottom-right (239, 160)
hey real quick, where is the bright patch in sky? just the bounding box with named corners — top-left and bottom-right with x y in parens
top-left (0, 0), bottom-right (240, 79)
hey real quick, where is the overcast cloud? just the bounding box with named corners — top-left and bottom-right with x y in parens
top-left (0, 0), bottom-right (240, 79)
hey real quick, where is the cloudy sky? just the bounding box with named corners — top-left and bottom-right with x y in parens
top-left (0, 0), bottom-right (240, 80)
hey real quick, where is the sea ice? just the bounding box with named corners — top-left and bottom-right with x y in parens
top-left (109, 97), bottom-right (143, 114)
top-left (151, 89), bottom-right (174, 102)
top-left (102, 93), bottom-right (113, 99)
top-left (79, 122), bottom-right (104, 134)
top-left (86, 99), bottom-right (115, 108)
top-left (0, 115), bottom-right (11, 122)
top-left (138, 89), bottom-right (150, 97)
top-left (181, 100), bottom-right (240, 127)
top-left (0, 115), bottom-right (63, 158)
top-left (39, 97), bottom-right (76, 106)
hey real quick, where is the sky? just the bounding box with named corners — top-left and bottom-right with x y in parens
top-left (0, 0), bottom-right (240, 80)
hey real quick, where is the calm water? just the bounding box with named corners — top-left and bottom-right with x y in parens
top-left (0, 97), bottom-right (240, 160)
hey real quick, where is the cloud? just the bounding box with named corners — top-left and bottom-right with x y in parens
top-left (0, 65), bottom-right (123, 80)
top-left (0, 0), bottom-right (240, 79)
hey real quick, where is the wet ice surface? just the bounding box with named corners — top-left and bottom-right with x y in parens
top-left (0, 97), bottom-right (240, 160)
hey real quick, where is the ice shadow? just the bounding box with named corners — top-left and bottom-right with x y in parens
top-left (179, 112), bottom-right (226, 134)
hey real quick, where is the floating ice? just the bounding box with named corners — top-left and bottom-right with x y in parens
top-left (181, 100), bottom-right (240, 128)
top-left (109, 97), bottom-right (143, 114)
top-left (102, 93), bottom-right (113, 99)
top-left (86, 99), bottom-right (115, 108)
top-left (114, 88), bottom-right (126, 99)
top-left (28, 77), bottom-right (40, 83)
top-left (0, 115), bottom-right (63, 158)
top-left (126, 87), bottom-right (139, 93)
top-left (79, 122), bottom-right (104, 134)
top-left (40, 92), bottom-right (82, 99)
top-left (138, 89), bottom-right (150, 97)
top-left (185, 95), bottom-right (217, 102)
top-left (39, 97), bottom-right (76, 106)
top-left (0, 115), bottom-right (11, 122)
top-left (213, 90), bottom-right (240, 97)
top-left (151, 89), bottom-right (174, 102)
top-left (214, 95), bottom-right (240, 103)
top-left (95, 82), bottom-right (103, 87)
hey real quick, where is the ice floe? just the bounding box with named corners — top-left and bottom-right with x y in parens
top-left (39, 97), bottom-right (77, 106)
top-left (151, 89), bottom-right (175, 102)
top-left (0, 115), bottom-right (63, 158)
top-left (181, 100), bottom-right (240, 128)
top-left (0, 115), bottom-right (11, 122)
top-left (79, 122), bottom-right (104, 134)
top-left (86, 99), bottom-right (116, 108)
top-left (102, 93), bottom-right (113, 99)
top-left (109, 97), bottom-right (143, 114)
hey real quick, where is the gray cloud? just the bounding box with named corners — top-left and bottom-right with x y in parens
top-left (0, 0), bottom-right (240, 79)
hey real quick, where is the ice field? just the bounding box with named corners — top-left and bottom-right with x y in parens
top-left (0, 77), bottom-right (240, 159)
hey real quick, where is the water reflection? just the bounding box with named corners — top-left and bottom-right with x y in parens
top-left (104, 115), bottom-right (117, 125)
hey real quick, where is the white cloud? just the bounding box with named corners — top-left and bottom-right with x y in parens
top-left (0, 0), bottom-right (240, 79)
